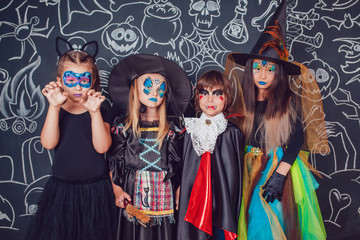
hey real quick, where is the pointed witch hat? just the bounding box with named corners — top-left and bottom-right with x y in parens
top-left (227, 0), bottom-right (300, 75)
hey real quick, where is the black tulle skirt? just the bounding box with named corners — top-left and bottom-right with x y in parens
top-left (26, 174), bottom-right (117, 240)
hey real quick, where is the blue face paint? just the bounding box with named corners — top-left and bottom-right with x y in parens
top-left (158, 82), bottom-right (166, 98)
top-left (262, 60), bottom-right (268, 67)
top-left (63, 71), bottom-right (92, 88)
top-left (143, 77), bottom-right (153, 95)
top-left (149, 98), bottom-right (158, 102)
top-left (258, 81), bottom-right (267, 85)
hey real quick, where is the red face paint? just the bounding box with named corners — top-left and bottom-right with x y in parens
top-left (199, 95), bottom-right (203, 100)
top-left (208, 106), bottom-right (215, 110)
top-left (219, 96), bottom-right (224, 101)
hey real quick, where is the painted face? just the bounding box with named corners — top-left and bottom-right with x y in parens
top-left (136, 73), bottom-right (166, 109)
top-left (199, 84), bottom-right (226, 117)
top-left (252, 59), bottom-right (276, 90)
top-left (58, 62), bottom-right (94, 102)
top-left (63, 71), bottom-right (92, 88)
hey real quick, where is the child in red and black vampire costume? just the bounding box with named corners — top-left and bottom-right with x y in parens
top-left (107, 54), bottom-right (191, 240)
top-left (177, 70), bottom-right (244, 240)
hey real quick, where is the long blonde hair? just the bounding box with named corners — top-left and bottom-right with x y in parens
top-left (123, 79), bottom-right (169, 149)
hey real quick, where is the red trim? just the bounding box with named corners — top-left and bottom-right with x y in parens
top-left (225, 113), bottom-right (243, 119)
top-left (185, 151), bottom-right (213, 236)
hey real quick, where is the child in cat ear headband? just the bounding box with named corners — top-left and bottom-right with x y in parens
top-left (107, 54), bottom-right (191, 240)
top-left (26, 37), bottom-right (117, 240)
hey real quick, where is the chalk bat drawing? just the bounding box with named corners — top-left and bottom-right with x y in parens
top-left (322, 13), bottom-right (360, 30)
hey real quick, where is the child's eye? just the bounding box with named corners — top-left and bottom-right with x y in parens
top-left (200, 89), bottom-right (209, 96)
top-left (65, 77), bottom-right (77, 83)
top-left (80, 77), bottom-right (90, 84)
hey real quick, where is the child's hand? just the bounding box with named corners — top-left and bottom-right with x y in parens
top-left (175, 186), bottom-right (180, 210)
top-left (114, 188), bottom-right (132, 209)
top-left (80, 89), bottom-right (105, 113)
top-left (41, 81), bottom-right (68, 107)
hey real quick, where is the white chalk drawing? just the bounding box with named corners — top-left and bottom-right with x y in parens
top-left (287, 0), bottom-right (323, 60)
top-left (223, 0), bottom-right (249, 44)
top-left (0, 195), bottom-right (16, 229)
top-left (327, 188), bottom-right (351, 226)
top-left (333, 37), bottom-right (360, 75)
top-left (0, 0), bottom-right (54, 61)
top-left (0, 56), bottom-right (45, 135)
top-left (313, 121), bottom-right (357, 171)
top-left (0, 0), bottom-right (14, 12)
top-left (21, 137), bottom-right (53, 184)
top-left (315, 0), bottom-right (359, 11)
top-left (301, 55), bottom-right (340, 100)
top-left (322, 13), bottom-right (360, 30)
top-left (179, 25), bottom-right (229, 80)
top-left (0, 156), bottom-right (14, 181)
top-left (39, 0), bottom-right (59, 7)
top-left (331, 88), bottom-right (360, 128)
top-left (141, 2), bottom-right (182, 49)
top-left (189, 0), bottom-right (220, 28)
top-left (251, 0), bottom-right (279, 32)
top-left (58, 0), bottom-right (112, 36)
top-left (110, 0), bottom-right (151, 12)
top-left (101, 16), bottom-right (143, 57)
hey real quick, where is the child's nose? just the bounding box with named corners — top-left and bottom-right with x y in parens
top-left (75, 84), bottom-right (81, 90)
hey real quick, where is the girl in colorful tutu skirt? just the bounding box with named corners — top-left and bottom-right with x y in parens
top-left (26, 37), bottom-right (116, 240)
top-left (224, 1), bottom-right (329, 239)
top-left (107, 54), bottom-right (191, 240)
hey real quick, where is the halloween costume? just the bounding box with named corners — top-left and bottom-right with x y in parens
top-left (177, 111), bottom-right (243, 240)
top-left (107, 54), bottom-right (191, 240)
top-left (26, 38), bottom-right (116, 240)
top-left (224, 1), bottom-right (329, 239)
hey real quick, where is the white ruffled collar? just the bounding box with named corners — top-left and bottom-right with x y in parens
top-left (184, 113), bottom-right (228, 156)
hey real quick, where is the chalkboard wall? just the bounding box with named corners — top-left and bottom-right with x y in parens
top-left (0, 0), bottom-right (359, 239)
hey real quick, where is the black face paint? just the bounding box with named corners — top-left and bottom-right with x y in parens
top-left (200, 89), bottom-right (209, 95)
top-left (212, 89), bottom-right (223, 96)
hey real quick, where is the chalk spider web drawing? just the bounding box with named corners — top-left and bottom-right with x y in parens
top-left (179, 25), bottom-right (229, 80)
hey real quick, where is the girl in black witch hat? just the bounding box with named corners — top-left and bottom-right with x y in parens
top-left (225, 0), bottom-right (329, 239)
top-left (26, 37), bottom-right (117, 240)
top-left (107, 54), bottom-right (191, 240)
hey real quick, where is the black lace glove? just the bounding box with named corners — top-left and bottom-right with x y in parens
top-left (262, 172), bottom-right (286, 203)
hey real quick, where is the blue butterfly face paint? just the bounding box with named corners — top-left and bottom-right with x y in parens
top-left (143, 77), bottom-right (153, 95)
top-left (142, 77), bottom-right (166, 98)
top-left (158, 82), bottom-right (166, 98)
top-left (63, 71), bottom-right (92, 88)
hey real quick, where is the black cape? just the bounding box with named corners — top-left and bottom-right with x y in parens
top-left (177, 122), bottom-right (243, 240)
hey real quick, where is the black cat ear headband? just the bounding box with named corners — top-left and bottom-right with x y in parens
top-left (55, 37), bottom-right (99, 59)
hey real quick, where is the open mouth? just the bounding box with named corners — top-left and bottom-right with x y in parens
top-left (206, 106), bottom-right (217, 110)
top-left (149, 98), bottom-right (158, 102)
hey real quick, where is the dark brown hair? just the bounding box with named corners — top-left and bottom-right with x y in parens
top-left (57, 51), bottom-right (100, 91)
top-left (194, 70), bottom-right (234, 114)
top-left (242, 58), bottom-right (292, 119)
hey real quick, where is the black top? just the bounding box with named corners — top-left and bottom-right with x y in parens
top-left (177, 122), bottom-right (244, 240)
top-left (107, 117), bottom-right (182, 189)
top-left (52, 107), bottom-right (111, 180)
top-left (250, 100), bottom-right (303, 165)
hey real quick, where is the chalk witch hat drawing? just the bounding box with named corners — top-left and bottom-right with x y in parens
top-left (228, 0), bottom-right (301, 75)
